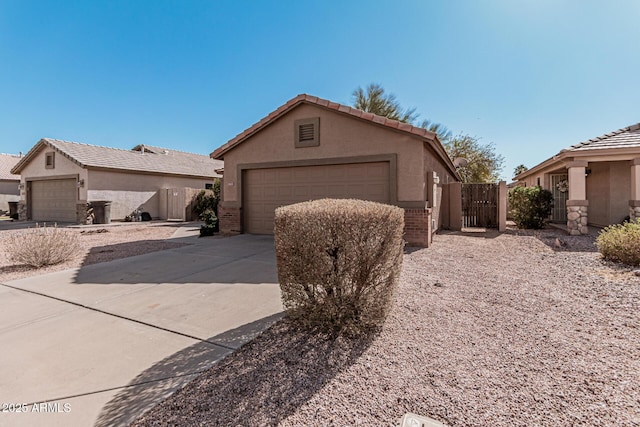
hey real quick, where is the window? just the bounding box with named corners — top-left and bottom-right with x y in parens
top-left (294, 117), bottom-right (320, 148)
top-left (45, 152), bottom-right (55, 169)
top-left (205, 183), bottom-right (213, 190)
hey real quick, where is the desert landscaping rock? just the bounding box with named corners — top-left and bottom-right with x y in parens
top-left (133, 226), bottom-right (640, 426)
top-left (0, 223), bottom-right (185, 282)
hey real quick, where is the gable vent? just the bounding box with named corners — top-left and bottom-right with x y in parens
top-left (298, 123), bottom-right (315, 142)
top-left (294, 117), bottom-right (320, 148)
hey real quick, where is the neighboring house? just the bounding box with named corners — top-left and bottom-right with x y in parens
top-left (211, 94), bottom-right (461, 247)
top-left (11, 139), bottom-right (222, 223)
top-left (515, 122), bottom-right (640, 234)
top-left (0, 153), bottom-right (21, 212)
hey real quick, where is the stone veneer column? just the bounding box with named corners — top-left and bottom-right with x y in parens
top-left (629, 159), bottom-right (640, 221)
top-left (76, 202), bottom-right (89, 225)
top-left (567, 201), bottom-right (589, 236)
top-left (566, 160), bottom-right (589, 235)
top-left (18, 201), bottom-right (27, 221)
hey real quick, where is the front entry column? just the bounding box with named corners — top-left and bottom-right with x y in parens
top-left (566, 160), bottom-right (589, 235)
top-left (629, 159), bottom-right (640, 221)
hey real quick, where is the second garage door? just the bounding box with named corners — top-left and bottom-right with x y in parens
top-left (244, 162), bottom-right (390, 234)
top-left (30, 179), bottom-right (77, 222)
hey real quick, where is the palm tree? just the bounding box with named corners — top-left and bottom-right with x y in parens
top-left (352, 84), bottom-right (418, 123)
top-left (513, 164), bottom-right (528, 178)
top-left (351, 84), bottom-right (452, 142)
top-left (417, 119), bottom-right (453, 142)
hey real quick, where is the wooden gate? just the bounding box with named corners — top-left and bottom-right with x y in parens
top-left (167, 188), bottom-right (188, 220)
top-left (462, 183), bottom-right (498, 228)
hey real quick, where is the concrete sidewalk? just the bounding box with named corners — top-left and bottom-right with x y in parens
top-left (0, 233), bottom-right (283, 426)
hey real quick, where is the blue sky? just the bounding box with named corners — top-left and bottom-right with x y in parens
top-left (1, 0), bottom-right (638, 180)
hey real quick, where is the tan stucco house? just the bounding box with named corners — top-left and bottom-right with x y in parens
top-left (211, 94), bottom-right (461, 246)
top-left (0, 153), bottom-right (21, 213)
top-left (515, 122), bottom-right (640, 234)
top-left (11, 138), bottom-right (222, 223)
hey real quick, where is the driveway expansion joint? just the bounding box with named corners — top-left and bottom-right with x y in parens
top-left (0, 282), bottom-right (237, 352)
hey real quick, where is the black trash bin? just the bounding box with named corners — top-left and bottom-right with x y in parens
top-left (8, 201), bottom-right (18, 218)
top-left (90, 201), bottom-right (112, 224)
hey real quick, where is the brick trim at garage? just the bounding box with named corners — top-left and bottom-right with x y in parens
top-left (404, 208), bottom-right (433, 247)
top-left (219, 205), bottom-right (242, 235)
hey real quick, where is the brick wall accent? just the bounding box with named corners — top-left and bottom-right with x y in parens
top-left (403, 208), bottom-right (432, 247)
top-left (219, 205), bottom-right (242, 235)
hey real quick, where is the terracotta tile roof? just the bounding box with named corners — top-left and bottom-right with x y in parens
top-left (12, 139), bottom-right (222, 179)
top-left (567, 122), bottom-right (640, 151)
top-left (211, 93), bottom-right (445, 159)
top-left (0, 154), bottom-right (20, 181)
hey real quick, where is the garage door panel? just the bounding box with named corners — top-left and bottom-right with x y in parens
top-left (277, 187), bottom-right (292, 198)
top-left (244, 162), bottom-right (390, 235)
top-left (31, 179), bottom-right (77, 222)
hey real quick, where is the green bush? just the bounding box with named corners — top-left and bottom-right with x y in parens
top-left (192, 181), bottom-right (220, 219)
top-left (508, 186), bottom-right (553, 229)
top-left (199, 208), bottom-right (218, 237)
top-left (596, 219), bottom-right (640, 265)
top-left (274, 198), bottom-right (405, 333)
top-left (6, 224), bottom-right (80, 268)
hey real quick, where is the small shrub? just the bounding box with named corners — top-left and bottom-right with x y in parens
top-left (596, 219), bottom-right (640, 266)
top-left (274, 198), bottom-right (405, 333)
top-left (6, 224), bottom-right (81, 268)
top-left (199, 208), bottom-right (218, 237)
top-left (192, 181), bottom-right (220, 219)
top-left (508, 186), bottom-right (553, 229)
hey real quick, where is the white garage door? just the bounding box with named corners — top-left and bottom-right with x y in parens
top-left (31, 179), bottom-right (77, 222)
top-left (244, 162), bottom-right (390, 234)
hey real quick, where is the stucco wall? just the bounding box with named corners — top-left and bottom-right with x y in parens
top-left (424, 144), bottom-right (456, 230)
top-left (219, 103), bottom-right (432, 204)
top-left (88, 170), bottom-right (212, 219)
top-left (0, 180), bottom-right (19, 211)
top-left (586, 161), bottom-right (630, 226)
top-left (19, 149), bottom-right (87, 202)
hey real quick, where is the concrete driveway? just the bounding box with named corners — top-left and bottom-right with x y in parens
top-left (0, 232), bottom-right (283, 427)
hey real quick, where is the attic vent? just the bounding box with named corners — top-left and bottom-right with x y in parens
top-left (299, 123), bottom-right (315, 141)
top-left (294, 117), bottom-right (320, 148)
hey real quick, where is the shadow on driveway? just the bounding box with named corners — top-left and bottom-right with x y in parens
top-left (94, 312), bottom-right (285, 427)
top-left (73, 234), bottom-right (278, 285)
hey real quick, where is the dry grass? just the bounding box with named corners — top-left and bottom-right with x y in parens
top-left (0, 223), bottom-right (185, 283)
top-left (5, 224), bottom-right (81, 268)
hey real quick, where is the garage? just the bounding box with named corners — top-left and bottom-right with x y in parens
top-left (243, 162), bottom-right (390, 234)
top-left (30, 179), bottom-right (77, 222)
top-left (212, 94), bottom-right (462, 246)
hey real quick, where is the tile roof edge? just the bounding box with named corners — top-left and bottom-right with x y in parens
top-left (516, 121), bottom-right (640, 180)
top-left (211, 93), bottom-right (440, 159)
top-left (568, 121), bottom-right (640, 149)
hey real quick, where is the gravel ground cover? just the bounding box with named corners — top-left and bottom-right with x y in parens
top-left (0, 222), bottom-right (186, 282)
top-left (133, 226), bottom-right (639, 427)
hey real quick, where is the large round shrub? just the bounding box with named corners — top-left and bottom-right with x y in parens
top-left (508, 186), bottom-right (553, 229)
top-left (596, 219), bottom-right (640, 266)
top-left (6, 224), bottom-right (80, 268)
top-left (274, 199), bottom-right (405, 333)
